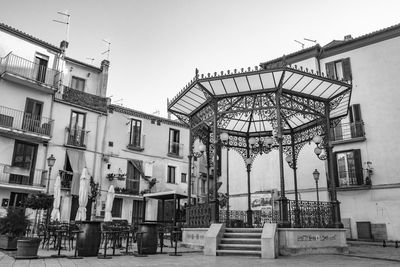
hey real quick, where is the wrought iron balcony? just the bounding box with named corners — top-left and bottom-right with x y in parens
top-left (65, 126), bottom-right (87, 148)
top-left (337, 170), bottom-right (371, 189)
top-left (167, 142), bottom-right (184, 158)
top-left (59, 170), bottom-right (73, 190)
top-left (56, 86), bottom-right (108, 113)
top-left (331, 121), bottom-right (365, 142)
top-left (0, 162), bottom-right (46, 188)
top-left (114, 185), bottom-right (140, 196)
top-left (127, 134), bottom-right (145, 151)
top-left (0, 53), bottom-right (60, 89)
top-left (0, 105), bottom-right (53, 138)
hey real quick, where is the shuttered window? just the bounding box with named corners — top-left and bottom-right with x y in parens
top-left (111, 198), bottom-right (123, 217)
top-left (126, 160), bottom-right (140, 194)
top-left (333, 149), bottom-right (363, 187)
top-left (325, 58), bottom-right (352, 81)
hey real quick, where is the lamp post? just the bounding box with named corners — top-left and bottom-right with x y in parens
top-left (189, 143), bottom-right (205, 205)
top-left (313, 169), bottom-right (320, 228)
top-left (46, 154), bottom-right (56, 194)
top-left (220, 132), bottom-right (230, 226)
top-left (286, 154), bottom-right (301, 228)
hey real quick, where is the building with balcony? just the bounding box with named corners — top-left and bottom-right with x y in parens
top-left (218, 23), bottom-right (400, 241)
top-left (102, 105), bottom-right (189, 224)
top-left (0, 22), bottom-right (110, 223)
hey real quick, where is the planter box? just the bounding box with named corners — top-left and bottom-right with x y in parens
top-left (16, 237), bottom-right (41, 259)
top-left (0, 235), bottom-right (18, 250)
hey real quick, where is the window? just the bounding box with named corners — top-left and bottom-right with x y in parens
top-left (23, 98), bottom-right (44, 133)
top-left (168, 128), bottom-right (180, 156)
top-left (34, 53), bottom-right (48, 83)
top-left (181, 173), bottom-right (187, 183)
top-left (111, 198), bottom-right (123, 217)
top-left (167, 166), bottom-right (176, 183)
top-left (71, 76), bottom-right (86, 91)
top-left (129, 119), bottom-right (142, 148)
top-left (9, 192), bottom-right (28, 208)
top-left (325, 58), bottom-right (352, 81)
top-left (201, 178), bottom-right (206, 194)
top-left (126, 160), bottom-right (141, 194)
top-left (10, 140), bottom-right (37, 185)
top-left (332, 104), bottom-right (364, 141)
top-left (68, 111), bottom-right (86, 147)
top-left (334, 149), bottom-right (363, 187)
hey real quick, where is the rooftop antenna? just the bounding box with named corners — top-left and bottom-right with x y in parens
top-left (53, 11), bottom-right (70, 42)
top-left (294, 40), bottom-right (305, 49)
top-left (102, 39), bottom-right (111, 60)
top-left (304, 38), bottom-right (317, 44)
top-left (113, 98), bottom-right (123, 106)
top-left (152, 110), bottom-right (160, 116)
top-left (86, 58), bottom-right (95, 64)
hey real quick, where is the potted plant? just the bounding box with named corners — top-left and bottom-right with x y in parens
top-left (0, 208), bottom-right (30, 250)
top-left (14, 193), bottom-right (53, 258)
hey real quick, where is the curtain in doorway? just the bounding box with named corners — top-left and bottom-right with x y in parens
top-left (67, 149), bottom-right (86, 195)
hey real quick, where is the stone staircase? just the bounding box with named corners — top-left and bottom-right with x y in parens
top-left (216, 228), bottom-right (262, 257)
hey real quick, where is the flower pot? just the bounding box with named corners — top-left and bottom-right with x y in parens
top-left (0, 235), bottom-right (18, 250)
top-left (16, 237), bottom-right (41, 259)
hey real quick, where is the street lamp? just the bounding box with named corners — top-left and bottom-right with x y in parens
top-left (46, 154), bottom-right (56, 194)
top-left (312, 135), bottom-right (327, 160)
top-left (189, 142), bottom-right (206, 206)
top-left (220, 132), bottom-right (230, 226)
top-left (245, 157), bottom-right (253, 227)
top-left (313, 169), bottom-right (320, 227)
top-left (249, 136), bottom-right (274, 155)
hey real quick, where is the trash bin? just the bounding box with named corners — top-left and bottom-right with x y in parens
top-left (77, 221), bottom-right (101, 256)
top-left (137, 222), bottom-right (159, 254)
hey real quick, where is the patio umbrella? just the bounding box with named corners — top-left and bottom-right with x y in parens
top-left (50, 174), bottom-right (61, 221)
top-left (75, 167), bottom-right (89, 221)
top-left (104, 185), bottom-right (115, 222)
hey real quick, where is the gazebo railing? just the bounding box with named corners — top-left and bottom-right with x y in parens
top-left (287, 199), bottom-right (334, 228)
top-left (186, 201), bottom-right (218, 228)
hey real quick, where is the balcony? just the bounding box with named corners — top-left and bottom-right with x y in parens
top-left (167, 142), bottom-right (184, 158)
top-left (331, 121), bottom-right (365, 144)
top-left (65, 126), bottom-right (88, 149)
top-left (0, 53), bottom-right (60, 92)
top-left (59, 170), bottom-right (73, 190)
top-left (337, 170), bottom-right (371, 191)
top-left (0, 162), bottom-right (46, 189)
top-left (127, 135), bottom-right (145, 151)
top-left (0, 105), bottom-right (53, 141)
top-left (56, 86), bottom-right (108, 113)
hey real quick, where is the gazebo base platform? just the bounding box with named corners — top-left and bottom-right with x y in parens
top-left (185, 224), bottom-right (348, 258)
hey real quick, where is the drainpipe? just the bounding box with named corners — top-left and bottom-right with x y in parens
top-left (96, 105), bottom-right (109, 217)
top-left (316, 45), bottom-right (323, 74)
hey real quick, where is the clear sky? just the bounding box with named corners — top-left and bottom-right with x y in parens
top-left (1, 0), bottom-right (399, 117)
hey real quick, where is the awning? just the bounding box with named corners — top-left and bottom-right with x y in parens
top-left (143, 190), bottom-right (196, 200)
top-left (67, 149), bottom-right (86, 195)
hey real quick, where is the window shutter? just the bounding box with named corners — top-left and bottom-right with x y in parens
top-left (353, 149), bottom-right (363, 185)
top-left (352, 104), bottom-right (362, 122)
top-left (342, 58), bottom-right (352, 81)
top-left (332, 152), bottom-right (339, 188)
top-left (325, 62), bottom-right (335, 79)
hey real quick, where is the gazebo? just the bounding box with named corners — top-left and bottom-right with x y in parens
top-left (167, 64), bottom-right (352, 229)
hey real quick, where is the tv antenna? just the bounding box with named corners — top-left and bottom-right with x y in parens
top-left (53, 11), bottom-right (70, 42)
top-left (102, 39), bottom-right (111, 60)
top-left (304, 38), bottom-right (317, 44)
top-left (294, 40), bottom-right (305, 49)
top-left (86, 58), bottom-right (95, 64)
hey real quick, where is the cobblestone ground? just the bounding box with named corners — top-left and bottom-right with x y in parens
top-left (0, 243), bottom-right (398, 267)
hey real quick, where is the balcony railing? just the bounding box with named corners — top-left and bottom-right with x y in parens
top-left (56, 86), bottom-right (108, 113)
top-left (331, 121), bottom-right (365, 142)
top-left (0, 105), bottom-right (53, 137)
top-left (0, 53), bottom-right (60, 88)
top-left (127, 134), bottom-right (145, 151)
top-left (167, 142), bottom-right (184, 158)
top-left (65, 126), bottom-right (87, 148)
top-left (59, 170), bottom-right (73, 190)
top-left (0, 162), bottom-right (46, 188)
top-left (337, 170), bottom-right (370, 188)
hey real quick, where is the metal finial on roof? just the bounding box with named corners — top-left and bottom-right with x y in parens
top-left (234, 69), bottom-right (237, 74)
top-left (241, 68), bottom-right (244, 72)
top-left (316, 71), bottom-right (319, 75)
top-left (195, 68), bottom-right (199, 78)
top-left (208, 73), bottom-right (210, 77)
top-left (311, 69), bottom-right (314, 74)
top-left (300, 66), bottom-right (303, 71)
top-left (227, 70), bottom-right (230, 74)
top-left (294, 65), bottom-right (297, 69)
top-left (221, 71), bottom-right (224, 75)
top-left (306, 68), bottom-right (308, 72)
top-left (322, 72), bottom-right (325, 77)
top-left (255, 66), bottom-right (258, 71)
top-left (201, 74), bottom-right (204, 78)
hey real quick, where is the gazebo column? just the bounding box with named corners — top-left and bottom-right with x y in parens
top-left (277, 91), bottom-right (290, 228)
top-left (212, 99), bottom-right (219, 222)
top-left (206, 134), bottom-right (211, 203)
top-left (325, 104), bottom-right (343, 228)
top-left (291, 144), bottom-right (301, 228)
top-left (187, 127), bottom-right (193, 207)
top-left (246, 159), bottom-right (252, 227)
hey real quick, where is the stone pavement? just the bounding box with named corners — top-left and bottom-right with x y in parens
top-left (347, 241), bottom-right (400, 262)
top-left (0, 242), bottom-right (398, 267)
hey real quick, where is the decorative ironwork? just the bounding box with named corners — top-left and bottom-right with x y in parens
top-left (186, 201), bottom-right (218, 228)
top-left (287, 199), bottom-right (334, 228)
top-left (58, 86), bottom-right (108, 113)
top-left (219, 209), bottom-right (280, 228)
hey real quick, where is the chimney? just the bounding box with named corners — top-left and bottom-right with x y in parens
top-left (344, 35), bottom-right (353, 41)
top-left (60, 40), bottom-right (69, 53)
top-left (99, 59), bottom-right (110, 97)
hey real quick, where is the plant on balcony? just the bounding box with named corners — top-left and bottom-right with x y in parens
top-left (106, 173), bottom-right (126, 181)
top-left (0, 208), bottom-right (30, 250)
top-left (140, 177), bottom-right (158, 195)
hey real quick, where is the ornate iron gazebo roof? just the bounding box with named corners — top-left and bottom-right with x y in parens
top-left (168, 65), bottom-right (352, 162)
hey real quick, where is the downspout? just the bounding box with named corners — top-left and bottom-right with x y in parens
top-left (316, 45), bottom-right (323, 74)
top-left (96, 109), bottom-right (109, 217)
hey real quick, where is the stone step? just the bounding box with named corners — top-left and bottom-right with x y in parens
top-left (225, 228), bottom-right (262, 233)
top-left (216, 249), bottom-right (261, 257)
top-left (218, 243), bottom-right (261, 251)
top-left (220, 238), bottom-right (261, 245)
top-left (223, 232), bottom-right (261, 239)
